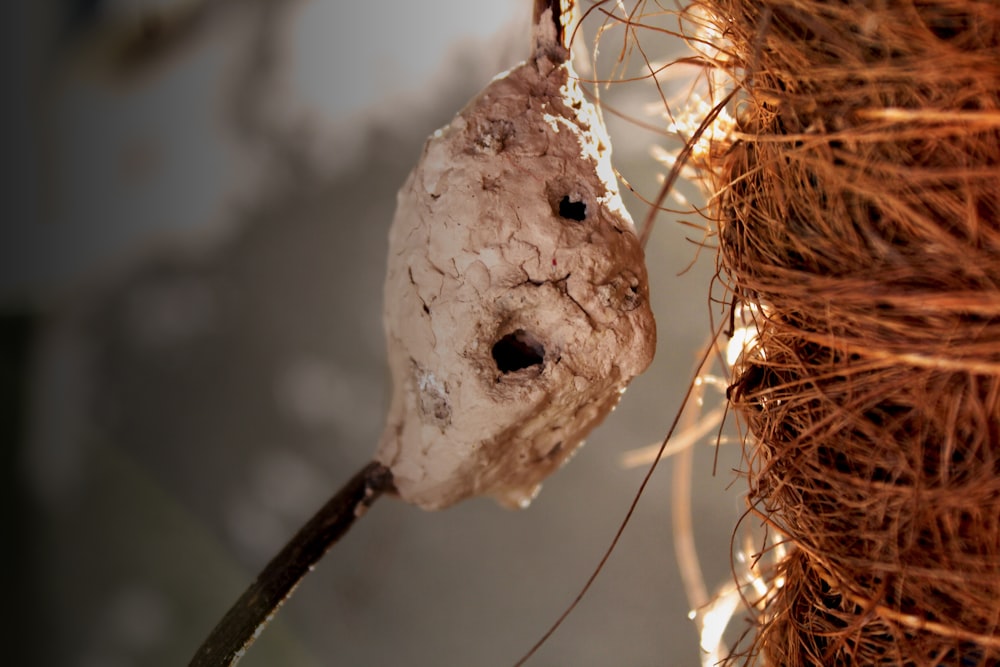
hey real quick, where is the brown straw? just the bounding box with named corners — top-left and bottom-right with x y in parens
top-left (686, 0), bottom-right (1000, 663)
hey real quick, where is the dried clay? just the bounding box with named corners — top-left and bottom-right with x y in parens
top-left (376, 7), bottom-right (656, 510)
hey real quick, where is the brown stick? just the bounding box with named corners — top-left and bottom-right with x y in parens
top-left (190, 462), bottom-right (394, 666)
top-left (534, 0), bottom-right (565, 45)
top-left (533, 0), bottom-right (578, 57)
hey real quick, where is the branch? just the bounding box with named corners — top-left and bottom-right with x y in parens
top-left (533, 0), bottom-right (577, 60)
top-left (190, 461), bottom-right (394, 666)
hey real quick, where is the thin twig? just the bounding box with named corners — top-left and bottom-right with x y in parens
top-left (671, 375), bottom-right (711, 616)
top-left (534, 0), bottom-right (568, 49)
top-left (190, 461), bottom-right (394, 666)
top-left (512, 322), bottom-right (725, 666)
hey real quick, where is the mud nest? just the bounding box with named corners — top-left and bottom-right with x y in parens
top-left (689, 0), bottom-right (1000, 664)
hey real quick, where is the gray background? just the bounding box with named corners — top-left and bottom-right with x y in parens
top-left (4, 1), bottom-right (746, 665)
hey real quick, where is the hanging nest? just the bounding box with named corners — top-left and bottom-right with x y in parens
top-left (687, 0), bottom-right (1000, 664)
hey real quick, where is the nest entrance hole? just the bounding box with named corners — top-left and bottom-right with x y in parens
top-left (492, 330), bottom-right (545, 373)
top-left (558, 195), bottom-right (587, 221)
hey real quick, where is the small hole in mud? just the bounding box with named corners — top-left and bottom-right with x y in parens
top-left (558, 195), bottom-right (587, 221)
top-left (492, 330), bottom-right (545, 373)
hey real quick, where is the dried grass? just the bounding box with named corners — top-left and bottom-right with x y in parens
top-left (687, 0), bottom-right (1000, 663)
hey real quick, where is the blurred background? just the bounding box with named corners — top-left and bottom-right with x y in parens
top-left (2, 1), bottom-right (746, 665)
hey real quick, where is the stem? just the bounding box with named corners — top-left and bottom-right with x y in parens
top-left (512, 327), bottom-right (724, 666)
top-left (534, 0), bottom-right (566, 46)
top-left (533, 0), bottom-right (577, 58)
top-left (190, 461), bottom-right (394, 666)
